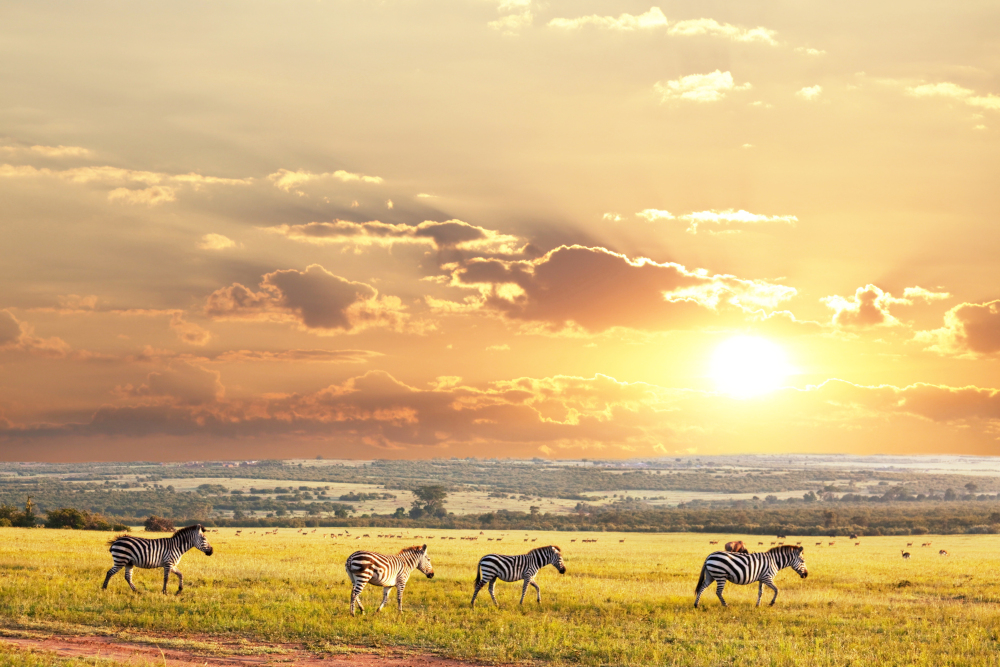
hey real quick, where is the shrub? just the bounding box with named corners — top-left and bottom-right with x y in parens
top-left (144, 515), bottom-right (175, 532)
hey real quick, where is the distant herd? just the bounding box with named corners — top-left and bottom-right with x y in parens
top-left (100, 526), bottom-right (953, 610)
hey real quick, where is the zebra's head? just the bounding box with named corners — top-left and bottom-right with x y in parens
top-left (193, 524), bottom-right (214, 556)
top-left (416, 544), bottom-right (434, 578)
top-left (549, 545), bottom-right (566, 574)
top-left (789, 545), bottom-right (807, 578)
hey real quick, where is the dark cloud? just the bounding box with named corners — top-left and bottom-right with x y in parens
top-left (918, 299), bottom-right (1000, 356)
top-left (448, 245), bottom-right (795, 333)
top-left (205, 264), bottom-right (416, 334)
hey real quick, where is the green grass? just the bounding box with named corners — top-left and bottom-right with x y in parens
top-left (1, 528), bottom-right (999, 665)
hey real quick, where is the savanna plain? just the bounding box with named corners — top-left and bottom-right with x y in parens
top-left (1, 528), bottom-right (999, 666)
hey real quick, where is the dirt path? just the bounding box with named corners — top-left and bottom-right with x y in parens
top-left (1, 633), bottom-right (494, 666)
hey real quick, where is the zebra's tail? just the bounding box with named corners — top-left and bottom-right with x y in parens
top-left (107, 534), bottom-right (128, 548)
top-left (695, 561), bottom-right (709, 593)
top-left (474, 560), bottom-right (483, 587)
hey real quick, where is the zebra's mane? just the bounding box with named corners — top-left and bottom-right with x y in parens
top-left (766, 544), bottom-right (803, 555)
top-left (173, 524), bottom-right (203, 537)
top-left (531, 545), bottom-right (559, 555)
top-left (399, 545), bottom-right (426, 555)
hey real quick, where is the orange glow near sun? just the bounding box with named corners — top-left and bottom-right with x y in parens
top-left (710, 336), bottom-right (793, 398)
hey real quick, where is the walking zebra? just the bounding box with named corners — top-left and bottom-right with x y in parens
top-left (102, 524), bottom-right (213, 594)
top-left (694, 545), bottom-right (807, 608)
top-left (471, 545), bottom-right (566, 608)
top-left (345, 544), bottom-right (434, 615)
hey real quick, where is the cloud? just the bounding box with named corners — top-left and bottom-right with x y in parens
top-left (0, 310), bottom-right (72, 358)
top-left (549, 7), bottom-right (668, 31)
top-left (107, 185), bottom-right (177, 206)
top-left (0, 163), bottom-right (250, 206)
top-left (796, 85), bottom-right (823, 101)
top-left (822, 284), bottom-right (908, 327)
top-left (1, 143), bottom-right (93, 158)
top-left (903, 286), bottom-right (951, 302)
top-left (213, 349), bottom-right (382, 364)
top-left (804, 379), bottom-right (1000, 425)
top-left (198, 233), bottom-right (237, 250)
top-left (265, 219), bottom-right (525, 254)
top-left (602, 212), bottom-right (623, 222)
top-left (115, 362), bottom-right (224, 405)
top-left (667, 18), bottom-right (776, 44)
top-left (16, 371), bottom-right (677, 453)
top-left (489, 10), bottom-right (533, 35)
top-left (795, 47), bottom-right (825, 56)
top-left (654, 71), bottom-right (751, 103)
top-left (678, 209), bottom-right (798, 234)
top-left (636, 209), bottom-right (675, 222)
top-left (916, 300), bottom-right (1000, 357)
top-left (205, 264), bottom-right (418, 334)
top-left (11, 370), bottom-right (1000, 457)
top-left (0, 310), bottom-right (20, 346)
top-left (267, 168), bottom-right (384, 194)
top-left (448, 245), bottom-right (795, 333)
top-left (548, 7), bottom-right (777, 44)
top-left (169, 312), bottom-right (211, 346)
top-left (906, 81), bottom-right (1000, 111)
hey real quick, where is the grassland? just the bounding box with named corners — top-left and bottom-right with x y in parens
top-left (2, 527), bottom-right (999, 666)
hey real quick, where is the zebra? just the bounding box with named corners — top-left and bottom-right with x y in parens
top-left (345, 544), bottom-right (434, 615)
top-left (471, 545), bottom-right (566, 608)
top-left (102, 524), bottom-right (213, 594)
top-left (694, 545), bottom-right (807, 608)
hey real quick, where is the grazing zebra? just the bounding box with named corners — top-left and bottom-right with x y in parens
top-left (471, 545), bottom-right (566, 608)
top-left (694, 545), bottom-right (808, 608)
top-left (345, 545), bottom-right (434, 615)
top-left (901, 550), bottom-right (910, 559)
top-left (939, 550), bottom-right (949, 556)
top-left (103, 524), bottom-right (213, 594)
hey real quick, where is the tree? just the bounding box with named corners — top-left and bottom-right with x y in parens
top-left (965, 482), bottom-right (979, 494)
top-left (412, 485), bottom-right (448, 517)
top-left (530, 506), bottom-right (540, 516)
top-left (944, 488), bottom-right (957, 501)
top-left (393, 507), bottom-right (406, 518)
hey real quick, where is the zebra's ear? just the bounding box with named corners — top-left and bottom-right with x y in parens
top-left (421, 544), bottom-right (427, 552)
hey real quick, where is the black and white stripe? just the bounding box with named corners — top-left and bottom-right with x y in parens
top-left (102, 524), bottom-right (214, 594)
top-left (694, 544), bottom-right (807, 608)
top-left (471, 545), bottom-right (566, 607)
top-left (345, 544), bottom-right (434, 615)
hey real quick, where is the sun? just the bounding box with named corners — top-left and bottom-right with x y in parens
top-left (709, 336), bottom-right (793, 398)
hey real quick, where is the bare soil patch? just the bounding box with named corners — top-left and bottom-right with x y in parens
top-left (1, 633), bottom-right (493, 667)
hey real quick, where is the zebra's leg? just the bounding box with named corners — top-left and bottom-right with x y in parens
top-left (487, 579), bottom-right (499, 608)
top-left (350, 577), bottom-right (369, 616)
top-left (123, 565), bottom-right (138, 593)
top-left (162, 566), bottom-right (172, 594)
top-left (396, 581), bottom-right (407, 612)
top-left (714, 579), bottom-right (727, 607)
top-left (172, 566), bottom-right (184, 594)
top-left (102, 565), bottom-right (122, 590)
top-left (529, 579), bottom-right (541, 603)
top-left (376, 586), bottom-right (391, 612)
top-left (520, 577), bottom-right (534, 605)
top-left (756, 581), bottom-right (764, 607)
top-left (764, 579), bottom-right (779, 606)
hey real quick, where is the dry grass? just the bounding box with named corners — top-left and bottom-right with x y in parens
top-left (1, 527), bottom-right (999, 665)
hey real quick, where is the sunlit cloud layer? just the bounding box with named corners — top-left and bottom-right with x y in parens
top-left (1, 0), bottom-right (998, 460)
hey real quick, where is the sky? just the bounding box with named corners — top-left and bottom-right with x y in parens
top-left (1, 0), bottom-right (999, 462)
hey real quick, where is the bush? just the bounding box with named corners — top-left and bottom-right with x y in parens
top-left (144, 515), bottom-right (175, 532)
top-left (0, 518), bottom-right (11, 528)
top-left (46, 507), bottom-right (123, 531)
